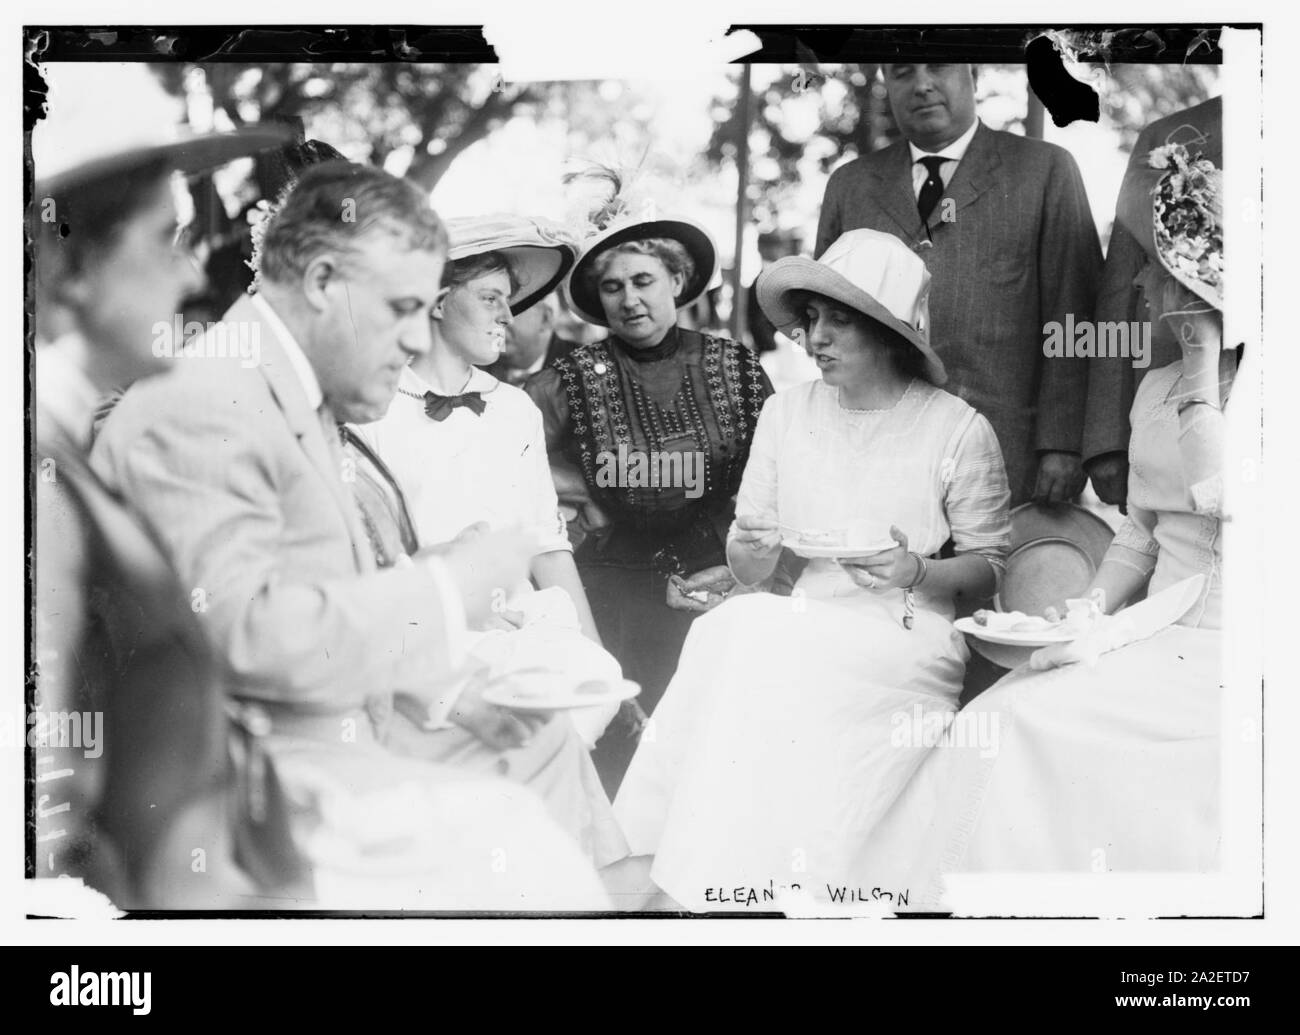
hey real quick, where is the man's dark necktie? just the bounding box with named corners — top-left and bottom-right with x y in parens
top-left (916, 155), bottom-right (949, 225)
top-left (423, 390), bottom-right (486, 421)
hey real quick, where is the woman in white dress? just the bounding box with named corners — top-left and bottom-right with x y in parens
top-left (852, 136), bottom-right (1232, 907)
top-left (612, 229), bottom-right (1012, 910)
top-left (356, 215), bottom-right (622, 749)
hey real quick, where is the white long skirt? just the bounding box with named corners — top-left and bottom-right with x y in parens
top-left (850, 624), bottom-right (1221, 911)
top-left (613, 586), bottom-right (968, 912)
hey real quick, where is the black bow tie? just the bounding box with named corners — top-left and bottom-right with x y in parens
top-left (423, 390), bottom-right (486, 421)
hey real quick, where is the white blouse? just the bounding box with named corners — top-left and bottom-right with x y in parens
top-left (354, 365), bottom-right (570, 556)
top-left (731, 377), bottom-right (1011, 613)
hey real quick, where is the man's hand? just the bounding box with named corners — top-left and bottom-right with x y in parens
top-left (1032, 451), bottom-right (1086, 505)
top-left (667, 565), bottom-right (737, 612)
top-left (448, 671), bottom-right (550, 751)
top-left (1084, 452), bottom-right (1128, 512)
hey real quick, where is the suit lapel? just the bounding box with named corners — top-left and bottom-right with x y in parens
top-left (227, 295), bottom-right (371, 572)
top-left (868, 141), bottom-right (927, 243)
top-left (931, 122), bottom-right (1001, 228)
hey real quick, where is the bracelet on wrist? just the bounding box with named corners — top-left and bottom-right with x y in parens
top-left (1176, 397), bottom-right (1220, 417)
top-left (904, 552), bottom-right (928, 590)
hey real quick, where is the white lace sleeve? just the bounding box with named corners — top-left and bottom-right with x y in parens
top-left (944, 411), bottom-right (1012, 587)
top-left (1178, 404), bottom-right (1225, 516)
top-left (730, 392), bottom-right (782, 543)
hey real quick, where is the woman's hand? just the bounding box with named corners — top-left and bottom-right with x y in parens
top-left (731, 514), bottom-right (782, 558)
top-left (838, 525), bottom-right (920, 592)
top-left (666, 565), bottom-right (737, 612)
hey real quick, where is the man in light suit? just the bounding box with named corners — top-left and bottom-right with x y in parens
top-left (92, 162), bottom-right (625, 900)
top-left (816, 63), bottom-right (1102, 506)
top-left (1082, 97), bottom-right (1222, 511)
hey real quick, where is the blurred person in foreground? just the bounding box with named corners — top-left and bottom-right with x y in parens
top-left (31, 62), bottom-right (291, 908)
top-left (91, 159), bottom-right (613, 909)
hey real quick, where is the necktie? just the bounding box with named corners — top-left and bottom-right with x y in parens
top-left (423, 390), bottom-right (486, 421)
top-left (916, 155), bottom-right (949, 225)
top-left (318, 406), bottom-right (375, 573)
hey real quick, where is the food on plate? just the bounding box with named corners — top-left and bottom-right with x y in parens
top-left (796, 528), bottom-right (845, 546)
top-left (971, 609), bottom-right (1061, 633)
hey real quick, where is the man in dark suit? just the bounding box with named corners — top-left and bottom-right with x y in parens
top-left (816, 63), bottom-right (1102, 505)
top-left (1082, 97), bottom-right (1222, 510)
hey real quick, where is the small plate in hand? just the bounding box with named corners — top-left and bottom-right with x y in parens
top-left (482, 677), bottom-right (640, 712)
top-left (784, 538), bottom-right (896, 560)
top-left (953, 616), bottom-right (1078, 648)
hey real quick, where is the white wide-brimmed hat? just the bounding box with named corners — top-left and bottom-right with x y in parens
top-left (32, 62), bottom-right (290, 195)
top-left (757, 228), bottom-right (947, 385)
top-left (565, 214), bottom-right (718, 327)
top-left (446, 214), bottom-right (579, 315)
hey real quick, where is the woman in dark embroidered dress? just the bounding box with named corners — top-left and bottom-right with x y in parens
top-left (525, 211), bottom-right (772, 792)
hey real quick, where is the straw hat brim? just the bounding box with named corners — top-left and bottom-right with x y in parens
top-left (756, 256), bottom-right (947, 386)
top-left (35, 124), bottom-right (293, 196)
top-left (452, 241), bottom-right (576, 316)
top-left (566, 217), bottom-right (718, 327)
top-left (1001, 502), bottom-right (1116, 615)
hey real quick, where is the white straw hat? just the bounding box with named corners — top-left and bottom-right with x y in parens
top-left (446, 214), bottom-right (579, 315)
top-left (32, 62), bottom-right (289, 195)
top-left (757, 228), bottom-right (947, 385)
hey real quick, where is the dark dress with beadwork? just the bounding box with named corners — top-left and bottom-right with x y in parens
top-left (525, 326), bottom-right (772, 791)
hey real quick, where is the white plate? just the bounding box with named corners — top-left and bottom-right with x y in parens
top-left (784, 538), bottom-right (896, 560)
top-left (482, 678), bottom-right (640, 713)
top-left (953, 616), bottom-right (1077, 648)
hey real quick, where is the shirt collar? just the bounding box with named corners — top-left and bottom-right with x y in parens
top-left (401, 363), bottom-right (496, 398)
top-left (909, 118), bottom-right (980, 165)
top-left (36, 332), bottom-right (105, 452)
top-left (251, 293), bottom-right (323, 411)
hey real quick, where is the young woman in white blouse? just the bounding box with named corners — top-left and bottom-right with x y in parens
top-left (612, 229), bottom-right (1012, 910)
top-left (356, 214), bottom-right (621, 749)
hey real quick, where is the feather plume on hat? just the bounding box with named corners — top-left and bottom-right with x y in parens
top-left (560, 156), bottom-right (720, 327)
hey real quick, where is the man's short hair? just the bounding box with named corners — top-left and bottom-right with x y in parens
top-left (253, 160), bottom-right (448, 285)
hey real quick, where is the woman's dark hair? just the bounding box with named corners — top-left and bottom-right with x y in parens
top-left (34, 157), bottom-right (173, 303)
top-left (442, 250), bottom-right (520, 295)
top-left (791, 289), bottom-right (930, 382)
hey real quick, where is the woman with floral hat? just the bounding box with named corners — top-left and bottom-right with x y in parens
top-left (611, 228), bottom-right (1012, 910)
top-left (525, 197), bottom-right (773, 792)
top-left (851, 137), bottom-right (1236, 904)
